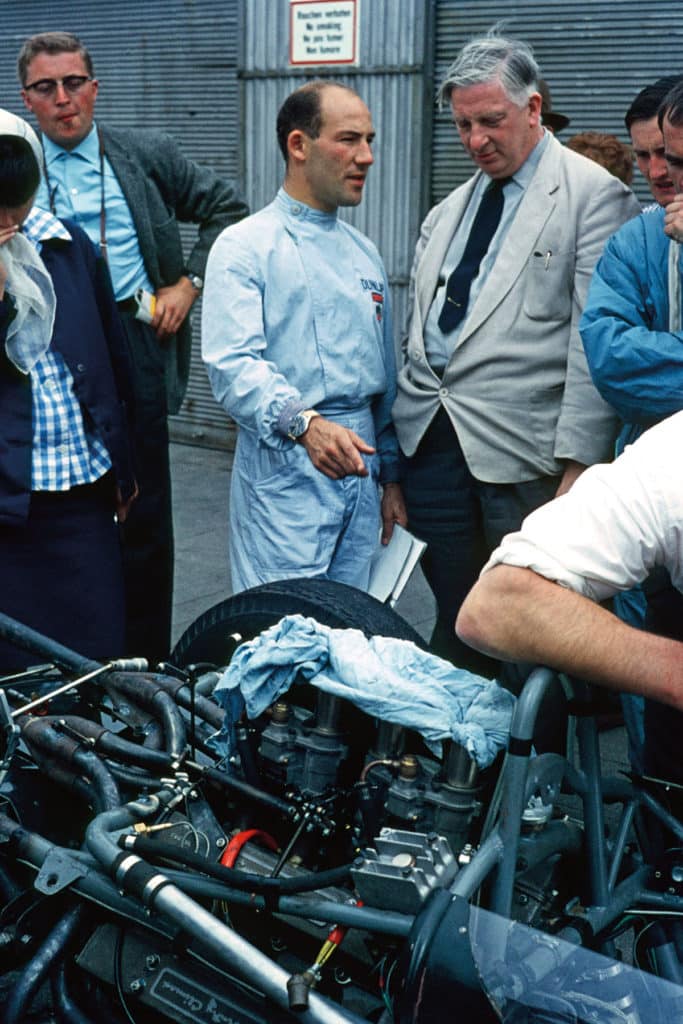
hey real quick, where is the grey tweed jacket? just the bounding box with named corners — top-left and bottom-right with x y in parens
top-left (100, 124), bottom-right (248, 414)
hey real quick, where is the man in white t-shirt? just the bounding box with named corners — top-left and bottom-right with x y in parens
top-left (456, 412), bottom-right (683, 779)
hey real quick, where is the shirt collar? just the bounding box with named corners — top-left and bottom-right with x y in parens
top-left (510, 129), bottom-right (550, 189)
top-left (22, 207), bottom-right (72, 245)
top-left (277, 187), bottom-right (338, 225)
top-left (42, 122), bottom-right (100, 169)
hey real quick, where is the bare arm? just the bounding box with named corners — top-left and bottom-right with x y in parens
top-left (456, 564), bottom-right (683, 707)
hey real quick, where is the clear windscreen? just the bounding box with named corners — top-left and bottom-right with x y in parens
top-left (467, 904), bottom-right (683, 1023)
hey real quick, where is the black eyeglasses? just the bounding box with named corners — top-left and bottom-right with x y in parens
top-left (24, 75), bottom-right (93, 97)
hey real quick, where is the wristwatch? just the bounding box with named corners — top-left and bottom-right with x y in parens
top-left (287, 409), bottom-right (320, 441)
top-left (185, 273), bottom-right (204, 292)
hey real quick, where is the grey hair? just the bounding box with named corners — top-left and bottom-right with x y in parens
top-left (438, 31), bottom-right (540, 109)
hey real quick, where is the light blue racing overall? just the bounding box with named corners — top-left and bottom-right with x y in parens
top-left (202, 189), bottom-right (399, 592)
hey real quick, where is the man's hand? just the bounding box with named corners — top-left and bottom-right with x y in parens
top-left (116, 482), bottom-right (139, 523)
top-left (300, 416), bottom-right (375, 479)
top-left (381, 482), bottom-right (408, 545)
top-left (664, 194), bottom-right (683, 242)
top-left (555, 460), bottom-right (587, 497)
top-left (151, 276), bottom-right (199, 339)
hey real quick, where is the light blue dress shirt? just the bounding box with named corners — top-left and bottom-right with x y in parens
top-left (36, 123), bottom-right (153, 301)
top-left (424, 132), bottom-right (551, 372)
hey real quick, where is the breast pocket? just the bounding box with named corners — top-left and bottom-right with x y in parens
top-left (523, 249), bottom-right (575, 322)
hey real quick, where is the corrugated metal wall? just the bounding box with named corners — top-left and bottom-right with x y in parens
top-left (241, 0), bottom-right (435, 347)
top-left (0, 0), bottom-right (241, 450)
top-left (2, 1), bottom-right (678, 452)
top-left (432, 1), bottom-right (681, 207)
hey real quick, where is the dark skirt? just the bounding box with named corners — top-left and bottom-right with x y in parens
top-left (0, 474), bottom-right (125, 671)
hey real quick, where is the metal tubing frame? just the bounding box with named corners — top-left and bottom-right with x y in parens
top-left (453, 667), bottom-right (677, 960)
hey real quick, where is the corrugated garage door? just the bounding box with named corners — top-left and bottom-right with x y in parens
top-left (0, 0), bottom-right (241, 450)
top-left (432, 0), bottom-right (680, 207)
top-left (240, 0), bottom-right (435, 365)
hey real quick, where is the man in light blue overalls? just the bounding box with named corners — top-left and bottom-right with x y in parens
top-left (202, 81), bottom-right (406, 592)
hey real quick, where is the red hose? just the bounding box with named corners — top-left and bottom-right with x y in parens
top-left (220, 828), bottom-right (278, 868)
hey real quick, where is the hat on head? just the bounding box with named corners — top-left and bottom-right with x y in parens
top-left (0, 108), bottom-right (43, 169)
top-left (538, 80), bottom-right (570, 133)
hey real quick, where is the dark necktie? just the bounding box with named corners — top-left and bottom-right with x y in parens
top-left (438, 178), bottom-right (508, 334)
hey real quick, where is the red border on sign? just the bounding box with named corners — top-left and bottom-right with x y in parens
top-left (289, 0), bottom-right (358, 66)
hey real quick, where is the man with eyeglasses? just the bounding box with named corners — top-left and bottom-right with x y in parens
top-left (17, 31), bottom-right (248, 664)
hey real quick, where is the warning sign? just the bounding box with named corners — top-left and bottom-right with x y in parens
top-left (289, 0), bottom-right (359, 66)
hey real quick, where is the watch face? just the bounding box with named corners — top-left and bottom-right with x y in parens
top-left (288, 410), bottom-right (318, 440)
top-left (289, 413), bottom-right (306, 439)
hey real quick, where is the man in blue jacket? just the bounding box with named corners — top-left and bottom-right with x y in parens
top-left (582, 77), bottom-right (683, 444)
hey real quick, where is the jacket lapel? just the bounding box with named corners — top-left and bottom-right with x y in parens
top-left (98, 127), bottom-right (160, 283)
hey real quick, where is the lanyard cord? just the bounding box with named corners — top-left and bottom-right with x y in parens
top-left (42, 126), bottom-right (108, 262)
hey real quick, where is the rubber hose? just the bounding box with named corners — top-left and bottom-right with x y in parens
top-left (122, 834), bottom-right (352, 894)
top-left (105, 673), bottom-right (187, 758)
top-left (51, 959), bottom-right (96, 1024)
top-left (158, 867), bottom-right (413, 936)
top-left (43, 715), bottom-right (172, 770)
top-left (202, 764), bottom-right (294, 816)
top-left (71, 748), bottom-right (121, 810)
top-left (19, 721), bottom-right (120, 810)
top-left (150, 690), bottom-right (186, 759)
top-left (146, 671), bottom-right (224, 729)
top-left (105, 761), bottom-right (167, 789)
top-left (94, 731), bottom-right (172, 769)
top-left (0, 611), bottom-right (97, 675)
top-left (4, 905), bottom-right (83, 1024)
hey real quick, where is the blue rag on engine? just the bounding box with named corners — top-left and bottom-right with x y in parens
top-left (212, 615), bottom-right (514, 768)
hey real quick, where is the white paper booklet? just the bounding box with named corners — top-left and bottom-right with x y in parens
top-left (367, 523), bottom-right (427, 607)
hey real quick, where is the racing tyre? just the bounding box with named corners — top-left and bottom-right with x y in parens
top-left (171, 577), bottom-right (426, 669)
